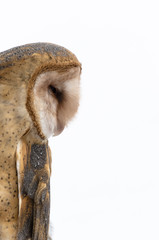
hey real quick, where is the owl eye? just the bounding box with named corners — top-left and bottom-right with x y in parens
top-left (49, 85), bottom-right (57, 95)
top-left (48, 85), bottom-right (63, 102)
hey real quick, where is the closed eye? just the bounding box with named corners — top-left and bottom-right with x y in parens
top-left (48, 85), bottom-right (63, 102)
top-left (49, 85), bottom-right (57, 95)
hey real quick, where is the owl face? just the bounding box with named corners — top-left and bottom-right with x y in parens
top-left (28, 66), bottom-right (81, 138)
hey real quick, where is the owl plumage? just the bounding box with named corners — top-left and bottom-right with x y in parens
top-left (0, 43), bottom-right (81, 239)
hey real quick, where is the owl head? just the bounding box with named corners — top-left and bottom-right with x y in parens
top-left (0, 42), bottom-right (81, 140)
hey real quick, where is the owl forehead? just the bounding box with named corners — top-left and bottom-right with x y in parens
top-left (0, 43), bottom-right (81, 98)
top-left (34, 67), bottom-right (80, 90)
top-left (0, 42), bottom-right (74, 64)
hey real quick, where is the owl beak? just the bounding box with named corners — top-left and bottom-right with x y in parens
top-left (53, 122), bottom-right (65, 136)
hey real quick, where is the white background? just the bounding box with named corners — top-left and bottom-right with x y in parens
top-left (1, 1), bottom-right (159, 239)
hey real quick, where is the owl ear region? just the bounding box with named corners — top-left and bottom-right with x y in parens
top-left (16, 139), bottom-right (51, 239)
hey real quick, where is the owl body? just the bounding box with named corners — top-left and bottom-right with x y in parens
top-left (0, 80), bottom-right (31, 239)
top-left (0, 43), bottom-right (81, 239)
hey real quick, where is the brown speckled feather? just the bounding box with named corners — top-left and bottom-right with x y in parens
top-left (16, 138), bottom-right (51, 240)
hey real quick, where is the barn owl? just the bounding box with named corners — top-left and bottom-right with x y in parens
top-left (0, 43), bottom-right (81, 240)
